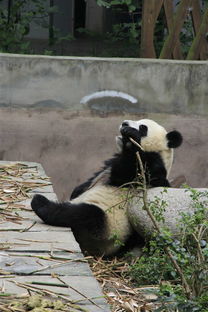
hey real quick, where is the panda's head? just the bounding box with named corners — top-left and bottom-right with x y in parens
top-left (116, 119), bottom-right (182, 176)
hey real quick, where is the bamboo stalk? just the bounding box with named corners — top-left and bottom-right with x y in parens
top-left (30, 281), bottom-right (68, 288)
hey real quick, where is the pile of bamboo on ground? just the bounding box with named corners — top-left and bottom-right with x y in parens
top-left (0, 163), bottom-right (51, 225)
top-left (89, 257), bottom-right (159, 312)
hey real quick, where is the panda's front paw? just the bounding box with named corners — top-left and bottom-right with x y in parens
top-left (120, 126), bottom-right (140, 142)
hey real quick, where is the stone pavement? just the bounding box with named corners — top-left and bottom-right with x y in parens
top-left (0, 161), bottom-right (110, 312)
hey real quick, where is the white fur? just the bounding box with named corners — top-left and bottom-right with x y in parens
top-left (120, 119), bottom-right (174, 176)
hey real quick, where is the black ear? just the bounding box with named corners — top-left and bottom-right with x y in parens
top-left (167, 130), bottom-right (183, 148)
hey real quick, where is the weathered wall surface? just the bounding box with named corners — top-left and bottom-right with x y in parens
top-left (0, 54), bottom-right (207, 199)
top-left (0, 53), bottom-right (208, 115)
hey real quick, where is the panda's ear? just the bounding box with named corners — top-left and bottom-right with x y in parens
top-left (166, 130), bottom-right (183, 148)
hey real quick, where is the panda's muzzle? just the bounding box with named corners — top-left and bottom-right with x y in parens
top-left (120, 126), bottom-right (139, 140)
top-left (120, 124), bottom-right (148, 148)
top-left (120, 122), bottom-right (147, 137)
top-left (121, 121), bottom-right (129, 128)
top-left (119, 122), bottom-right (129, 135)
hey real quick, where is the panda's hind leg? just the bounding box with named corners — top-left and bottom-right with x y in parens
top-left (31, 194), bottom-right (106, 232)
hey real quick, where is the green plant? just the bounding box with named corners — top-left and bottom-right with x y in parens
top-left (97, 0), bottom-right (137, 12)
top-left (126, 142), bottom-right (208, 311)
top-left (0, 0), bottom-right (53, 53)
top-left (94, 0), bottom-right (141, 57)
top-left (130, 247), bottom-right (175, 285)
top-left (110, 232), bottom-right (125, 247)
top-left (128, 187), bottom-right (208, 311)
top-left (43, 49), bottom-right (54, 56)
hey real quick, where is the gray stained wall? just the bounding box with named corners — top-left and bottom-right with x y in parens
top-left (0, 53), bottom-right (207, 199)
top-left (0, 54), bottom-right (208, 115)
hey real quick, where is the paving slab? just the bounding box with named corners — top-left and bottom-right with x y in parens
top-left (0, 219), bottom-right (71, 232)
top-left (0, 161), bottom-right (110, 312)
top-left (2, 275), bottom-right (105, 302)
top-left (2, 276), bottom-right (109, 311)
top-left (0, 251), bottom-right (91, 276)
top-left (0, 230), bottom-right (81, 252)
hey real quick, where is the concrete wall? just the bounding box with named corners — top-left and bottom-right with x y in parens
top-left (1, 54), bottom-right (208, 115)
top-left (0, 53), bottom-right (207, 199)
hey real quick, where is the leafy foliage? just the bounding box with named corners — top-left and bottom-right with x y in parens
top-left (93, 0), bottom-right (141, 57)
top-left (129, 188), bottom-right (208, 311)
top-left (0, 0), bottom-right (51, 53)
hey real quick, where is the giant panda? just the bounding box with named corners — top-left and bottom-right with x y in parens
top-left (31, 119), bottom-right (182, 257)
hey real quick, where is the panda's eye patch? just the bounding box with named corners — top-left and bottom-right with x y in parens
top-left (139, 125), bottom-right (148, 136)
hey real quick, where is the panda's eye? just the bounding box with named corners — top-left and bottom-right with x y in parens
top-left (139, 125), bottom-right (148, 136)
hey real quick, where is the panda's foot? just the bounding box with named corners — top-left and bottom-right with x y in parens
top-left (31, 194), bottom-right (50, 211)
top-left (31, 194), bottom-right (49, 208)
top-left (31, 194), bottom-right (51, 223)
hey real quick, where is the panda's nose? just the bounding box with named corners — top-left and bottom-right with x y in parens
top-left (121, 121), bottom-right (129, 127)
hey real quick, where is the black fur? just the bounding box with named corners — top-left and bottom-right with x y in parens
top-left (31, 194), bottom-right (105, 229)
top-left (31, 124), bottom-right (180, 256)
top-left (70, 172), bottom-right (101, 199)
top-left (167, 130), bottom-right (183, 148)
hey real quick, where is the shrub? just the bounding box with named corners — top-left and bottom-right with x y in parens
top-left (129, 187), bottom-right (208, 311)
